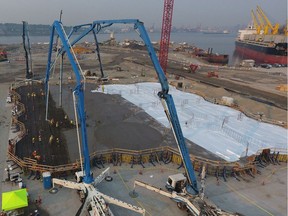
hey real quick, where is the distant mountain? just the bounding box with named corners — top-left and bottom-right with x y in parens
top-left (0, 23), bottom-right (136, 36)
top-left (0, 22), bottom-right (240, 36)
top-left (0, 23), bottom-right (52, 36)
top-left (0, 23), bottom-right (80, 36)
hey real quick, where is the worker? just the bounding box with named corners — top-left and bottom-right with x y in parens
top-left (34, 155), bottom-right (41, 161)
top-left (8, 140), bottom-right (14, 153)
top-left (38, 134), bottom-right (42, 144)
top-left (49, 135), bottom-right (54, 144)
top-left (55, 121), bottom-right (59, 128)
top-left (32, 137), bottom-right (35, 146)
top-left (34, 209), bottom-right (40, 216)
top-left (32, 150), bottom-right (37, 157)
top-left (56, 137), bottom-right (60, 146)
top-left (49, 118), bottom-right (55, 126)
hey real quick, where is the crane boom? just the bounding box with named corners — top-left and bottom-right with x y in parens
top-left (159, 0), bottom-right (174, 74)
top-left (255, 9), bottom-right (265, 34)
top-left (256, 5), bottom-right (279, 35)
top-left (134, 180), bottom-right (200, 215)
top-left (251, 10), bottom-right (261, 34)
top-left (45, 19), bottom-right (199, 214)
top-left (45, 21), bottom-right (94, 184)
top-left (45, 19), bottom-right (198, 190)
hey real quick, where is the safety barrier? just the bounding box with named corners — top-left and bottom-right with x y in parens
top-left (181, 85), bottom-right (287, 128)
top-left (6, 79), bottom-right (287, 180)
top-left (10, 89), bottom-right (21, 101)
top-left (254, 147), bottom-right (288, 162)
top-left (10, 79), bottom-right (43, 90)
top-left (8, 144), bottom-right (287, 179)
top-left (8, 117), bottom-right (26, 156)
top-left (15, 101), bottom-right (26, 117)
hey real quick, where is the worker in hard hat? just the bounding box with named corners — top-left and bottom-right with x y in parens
top-left (38, 134), bottom-right (42, 144)
top-left (32, 137), bottom-right (35, 146)
top-left (49, 135), bottom-right (54, 144)
top-left (34, 155), bottom-right (41, 161)
top-left (49, 118), bottom-right (55, 126)
top-left (32, 150), bottom-right (37, 157)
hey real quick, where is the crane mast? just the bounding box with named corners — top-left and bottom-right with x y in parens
top-left (22, 21), bottom-right (33, 79)
top-left (159, 0), bottom-right (174, 74)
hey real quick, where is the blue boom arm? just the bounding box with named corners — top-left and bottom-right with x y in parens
top-left (135, 21), bottom-right (199, 194)
top-left (45, 19), bottom-right (198, 193)
top-left (45, 21), bottom-right (93, 184)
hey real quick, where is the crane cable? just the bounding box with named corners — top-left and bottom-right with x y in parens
top-left (48, 47), bottom-right (61, 79)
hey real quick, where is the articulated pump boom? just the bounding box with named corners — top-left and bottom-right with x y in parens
top-left (45, 19), bottom-right (199, 215)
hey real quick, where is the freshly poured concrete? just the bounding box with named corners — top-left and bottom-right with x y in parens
top-left (93, 82), bottom-right (287, 162)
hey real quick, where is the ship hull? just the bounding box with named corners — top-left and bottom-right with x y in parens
top-left (204, 54), bottom-right (229, 64)
top-left (0, 51), bottom-right (8, 62)
top-left (235, 41), bottom-right (287, 65)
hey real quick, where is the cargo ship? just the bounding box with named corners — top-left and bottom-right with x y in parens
top-left (195, 48), bottom-right (229, 65)
top-left (234, 6), bottom-right (287, 65)
top-left (234, 26), bottom-right (287, 65)
top-left (202, 30), bottom-right (229, 34)
top-left (204, 53), bottom-right (229, 65)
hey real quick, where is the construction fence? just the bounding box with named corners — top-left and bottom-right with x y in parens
top-left (7, 144), bottom-right (287, 179)
top-left (6, 79), bottom-right (288, 179)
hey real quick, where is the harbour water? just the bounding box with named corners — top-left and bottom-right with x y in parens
top-left (0, 31), bottom-right (237, 64)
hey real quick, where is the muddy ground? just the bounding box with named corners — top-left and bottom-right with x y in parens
top-left (14, 83), bottom-right (72, 165)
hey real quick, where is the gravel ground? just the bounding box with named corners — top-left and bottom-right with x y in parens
top-left (0, 43), bottom-right (287, 215)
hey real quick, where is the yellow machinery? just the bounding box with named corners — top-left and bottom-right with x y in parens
top-left (251, 10), bottom-right (261, 34)
top-left (72, 45), bottom-right (93, 54)
top-left (256, 5), bottom-right (280, 35)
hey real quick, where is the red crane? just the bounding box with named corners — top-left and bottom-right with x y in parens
top-left (159, 0), bottom-right (174, 74)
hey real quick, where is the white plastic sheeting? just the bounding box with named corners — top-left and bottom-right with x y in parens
top-left (92, 82), bottom-right (287, 162)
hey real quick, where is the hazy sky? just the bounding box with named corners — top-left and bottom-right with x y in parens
top-left (0, 0), bottom-right (286, 28)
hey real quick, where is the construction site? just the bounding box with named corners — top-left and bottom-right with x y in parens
top-left (0, 3), bottom-right (287, 216)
